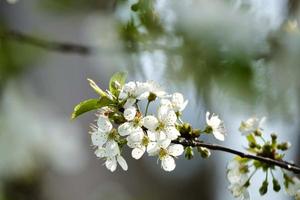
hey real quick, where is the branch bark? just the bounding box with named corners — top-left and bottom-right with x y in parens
top-left (174, 139), bottom-right (300, 174)
top-left (0, 30), bottom-right (92, 55)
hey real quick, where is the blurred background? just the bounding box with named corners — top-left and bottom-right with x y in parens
top-left (0, 0), bottom-right (299, 199)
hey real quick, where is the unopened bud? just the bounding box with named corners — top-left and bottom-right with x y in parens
top-left (277, 142), bottom-right (291, 151)
top-left (197, 147), bottom-right (211, 158)
top-left (254, 129), bottom-right (262, 137)
top-left (185, 146), bottom-right (194, 160)
top-left (271, 133), bottom-right (277, 141)
top-left (191, 129), bottom-right (201, 137)
top-left (259, 180), bottom-right (268, 195)
top-left (148, 92), bottom-right (157, 102)
top-left (272, 179), bottom-right (281, 192)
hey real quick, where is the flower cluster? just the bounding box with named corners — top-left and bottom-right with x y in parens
top-left (72, 72), bottom-right (299, 200)
top-left (226, 116), bottom-right (298, 200)
top-left (73, 72), bottom-right (226, 172)
top-left (227, 159), bottom-right (250, 200)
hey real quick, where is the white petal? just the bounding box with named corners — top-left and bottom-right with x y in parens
top-left (142, 116), bottom-right (159, 130)
top-left (105, 140), bottom-right (120, 157)
top-left (164, 126), bottom-right (180, 140)
top-left (91, 131), bottom-right (107, 146)
top-left (168, 144), bottom-right (184, 157)
top-left (181, 100), bottom-right (188, 111)
top-left (213, 131), bottom-right (225, 141)
top-left (95, 147), bottom-right (106, 158)
top-left (124, 98), bottom-right (136, 108)
top-left (157, 131), bottom-right (167, 140)
top-left (97, 116), bottom-right (112, 132)
top-left (123, 81), bottom-right (136, 93)
top-left (206, 111), bottom-right (211, 125)
top-left (159, 107), bottom-right (177, 125)
top-left (117, 155), bottom-right (128, 171)
top-left (105, 157), bottom-right (117, 172)
top-left (147, 142), bottom-right (159, 155)
top-left (161, 155), bottom-right (176, 171)
top-left (124, 106), bottom-right (137, 121)
top-left (147, 130), bottom-right (157, 141)
top-left (160, 99), bottom-right (172, 107)
top-left (118, 122), bottom-right (133, 136)
top-left (118, 90), bottom-right (127, 100)
top-left (158, 138), bottom-right (171, 149)
top-left (132, 147), bottom-right (146, 159)
top-left (127, 129), bottom-right (144, 143)
top-left (210, 115), bottom-right (221, 127)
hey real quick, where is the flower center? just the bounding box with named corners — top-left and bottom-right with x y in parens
top-left (142, 136), bottom-right (149, 146)
top-left (159, 148), bottom-right (168, 159)
top-left (156, 122), bottom-right (165, 132)
top-left (108, 129), bottom-right (117, 140)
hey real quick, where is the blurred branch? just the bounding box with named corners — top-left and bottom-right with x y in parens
top-left (175, 139), bottom-right (300, 174)
top-left (0, 30), bottom-right (92, 55)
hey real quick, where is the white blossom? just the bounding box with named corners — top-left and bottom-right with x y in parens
top-left (227, 159), bottom-right (250, 200)
top-left (227, 160), bottom-right (249, 184)
top-left (239, 117), bottom-right (266, 136)
top-left (90, 116), bottom-right (113, 147)
top-left (228, 183), bottom-right (250, 200)
top-left (144, 80), bottom-right (167, 98)
top-left (143, 106), bottom-right (180, 140)
top-left (160, 92), bottom-right (188, 112)
top-left (206, 111), bottom-right (226, 141)
top-left (146, 131), bottom-right (183, 171)
top-left (119, 81), bottom-right (149, 101)
top-left (286, 177), bottom-right (300, 200)
top-left (95, 140), bottom-right (128, 172)
top-left (127, 131), bottom-right (149, 159)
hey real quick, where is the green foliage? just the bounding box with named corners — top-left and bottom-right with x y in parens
top-left (109, 71), bottom-right (127, 97)
top-left (71, 97), bottom-right (113, 119)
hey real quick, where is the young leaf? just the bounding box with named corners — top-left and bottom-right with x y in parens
top-left (87, 78), bottom-right (106, 97)
top-left (246, 134), bottom-right (256, 144)
top-left (71, 97), bottom-right (113, 119)
top-left (109, 71), bottom-right (127, 97)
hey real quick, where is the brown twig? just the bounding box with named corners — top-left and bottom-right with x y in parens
top-left (0, 30), bottom-right (92, 55)
top-left (174, 139), bottom-right (300, 174)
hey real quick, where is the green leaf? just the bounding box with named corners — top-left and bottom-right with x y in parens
top-left (246, 134), bottom-right (256, 144)
top-left (109, 71), bottom-right (127, 97)
top-left (87, 78), bottom-right (107, 97)
top-left (71, 97), bottom-right (114, 119)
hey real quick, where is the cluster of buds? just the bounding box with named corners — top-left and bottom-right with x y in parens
top-left (226, 117), bottom-right (297, 200)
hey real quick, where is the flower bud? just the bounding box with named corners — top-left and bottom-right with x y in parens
top-left (254, 129), bottom-right (262, 136)
top-left (197, 147), bottom-right (211, 158)
top-left (277, 142), bottom-right (291, 151)
top-left (204, 126), bottom-right (213, 134)
top-left (259, 180), bottom-right (268, 195)
top-left (191, 129), bottom-right (201, 137)
top-left (148, 92), bottom-right (157, 102)
top-left (109, 112), bottom-right (126, 124)
top-left (271, 133), bottom-right (277, 142)
top-left (272, 179), bottom-right (281, 192)
top-left (185, 146), bottom-right (194, 160)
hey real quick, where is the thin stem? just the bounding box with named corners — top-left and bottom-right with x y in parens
top-left (270, 169), bottom-right (276, 180)
top-left (259, 135), bottom-right (267, 143)
top-left (244, 168), bottom-right (258, 187)
top-left (178, 117), bottom-right (184, 124)
top-left (145, 101), bottom-right (150, 116)
top-left (173, 139), bottom-right (300, 174)
top-left (266, 169), bottom-right (269, 181)
top-left (0, 30), bottom-right (91, 55)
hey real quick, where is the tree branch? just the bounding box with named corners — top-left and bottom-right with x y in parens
top-left (174, 139), bottom-right (300, 174)
top-left (0, 30), bottom-right (92, 55)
